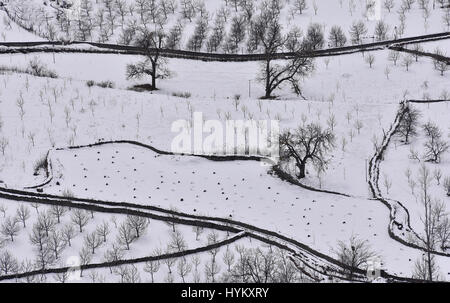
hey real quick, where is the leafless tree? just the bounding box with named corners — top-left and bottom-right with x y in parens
top-left (365, 54), bottom-right (375, 68)
top-left (117, 221), bottom-right (135, 250)
top-left (126, 215), bottom-right (148, 238)
top-left (279, 123), bottom-right (335, 179)
top-left (328, 25), bottom-right (347, 47)
top-left (374, 20), bottom-right (389, 41)
top-left (349, 20), bottom-right (367, 45)
top-left (84, 231), bottom-right (103, 254)
top-left (78, 246), bottom-right (92, 277)
top-left (388, 50), bottom-right (401, 66)
top-left (0, 137), bottom-right (8, 155)
top-left (34, 245), bottom-right (55, 270)
top-left (62, 224), bottom-right (75, 247)
top-left (413, 165), bottom-right (444, 281)
top-left (104, 244), bottom-right (125, 273)
top-left (177, 257), bottom-right (192, 283)
top-left (29, 223), bottom-right (47, 251)
top-left (223, 246), bottom-right (235, 272)
top-left (422, 122), bottom-right (449, 163)
top-left (304, 23), bottom-right (324, 50)
top-left (144, 259), bottom-right (160, 282)
top-left (126, 28), bottom-right (171, 90)
top-left (402, 54), bottom-right (414, 71)
top-left (433, 48), bottom-right (449, 76)
top-left (397, 103), bottom-right (421, 144)
top-left (1, 216), bottom-right (20, 242)
top-left (16, 204), bottom-right (31, 228)
top-left (96, 221), bottom-right (111, 242)
top-left (0, 250), bottom-right (19, 275)
top-left (48, 230), bottom-right (66, 260)
top-left (71, 209), bottom-right (90, 233)
top-left (168, 229), bottom-right (187, 252)
top-left (224, 16), bottom-right (246, 53)
top-left (50, 205), bottom-right (68, 224)
top-left (334, 235), bottom-right (377, 280)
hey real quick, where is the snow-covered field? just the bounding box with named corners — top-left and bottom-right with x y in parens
top-left (0, 0), bottom-right (450, 284)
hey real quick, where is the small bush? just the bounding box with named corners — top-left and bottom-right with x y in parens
top-left (62, 189), bottom-right (75, 198)
top-left (172, 92), bottom-right (192, 98)
top-left (27, 57), bottom-right (57, 78)
top-left (33, 154), bottom-right (48, 175)
top-left (86, 80), bottom-right (115, 88)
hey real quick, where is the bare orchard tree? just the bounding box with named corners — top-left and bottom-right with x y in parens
top-left (397, 103), bottom-right (421, 144)
top-left (251, 12), bottom-right (313, 98)
top-left (126, 28), bottom-right (171, 90)
top-left (117, 221), bottom-right (135, 250)
top-left (433, 48), bottom-right (449, 76)
top-left (177, 257), bottom-right (192, 283)
top-left (144, 259), bottom-right (161, 283)
top-left (104, 244), bottom-right (125, 273)
top-left (279, 123), bottom-right (335, 179)
top-left (96, 221), bottom-right (111, 242)
top-left (349, 20), bottom-right (367, 45)
top-left (126, 215), bottom-right (149, 238)
top-left (62, 224), bottom-right (75, 247)
top-left (50, 204), bottom-right (68, 224)
top-left (16, 204), bottom-right (31, 228)
top-left (0, 250), bottom-right (19, 275)
top-left (328, 25), bottom-right (347, 47)
top-left (422, 122), bottom-right (449, 163)
top-left (1, 216), bottom-right (20, 242)
top-left (333, 235), bottom-right (378, 280)
top-left (413, 165), bottom-right (447, 281)
top-left (48, 230), bottom-right (66, 260)
top-left (84, 231), bottom-right (103, 254)
top-left (71, 209), bottom-right (90, 233)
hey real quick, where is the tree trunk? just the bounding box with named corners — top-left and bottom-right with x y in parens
top-left (265, 59), bottom-right (271, 99)
top-left (297, 162), bottom-right (306, 179)
top-left (151, 61), bottom-right (157, 90)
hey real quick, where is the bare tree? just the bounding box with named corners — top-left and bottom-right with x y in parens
top-left (71, 209), bottom-right (90, 233)
top-left (334, 235), bottom-right (377, 280)
top-left (349, 20), bottom-right (367, 45)
top-left (168, 229), bottom-right (187, 252)
top-left (422, 122), bottom-right (449, 163)
top-left (279, 123), bottom-right (335, 179)
top-left (62, 224), bottom-right (75, 247)
top-left (397, 103), bottom-right (421, 144)
top-left (402, 55), bottom-right (414, 71)
top-left (29, 223), bottom-right (47, 251)
top-left (117, 221), bottom-right (135, 250)
top-left (104, 244), bottom-right (125, 273)
top-left (177, 257), bottom-right (192, 283)
top-left (126, 28), bottom-right (171, 90)
top-left (126, 215), bottom-right (148, 238)
top-left (365, 54), bottom-right (375, 68)
top-left (144, 259), bottom-right (160, 283)
top-left (79, 246), bottom-right (92, 277)
top-left (413, 165), bottom-right (444, 281)
top-left (0, 137), bottom-right (8, 155)
top-left (48, 230), bottom-right (66, 260)
top-left (0, 250), bottom-right (19, 275)
top-left (388, 50), bottom-right (400, 66)
top-left (433, 48), bottom-right (449, 76)
top-left (50, 205), bottom-right (67, 224)
top-left (84, 231), bottom-right (103, 254)
top-left (328, 25), bottom-right (347, 47)
top-left (303, 23), bottom-right (324, 50)
top-left (374, 20), bottom-right (389, 41)
top-left (1, 216), bottom-right (20, 242)
top-left (16, 204), bottom-right (30, 228)
top-left (252, 12), bottom-right (313, 98)
top-left (96, 221), bottom-right (111, 242)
